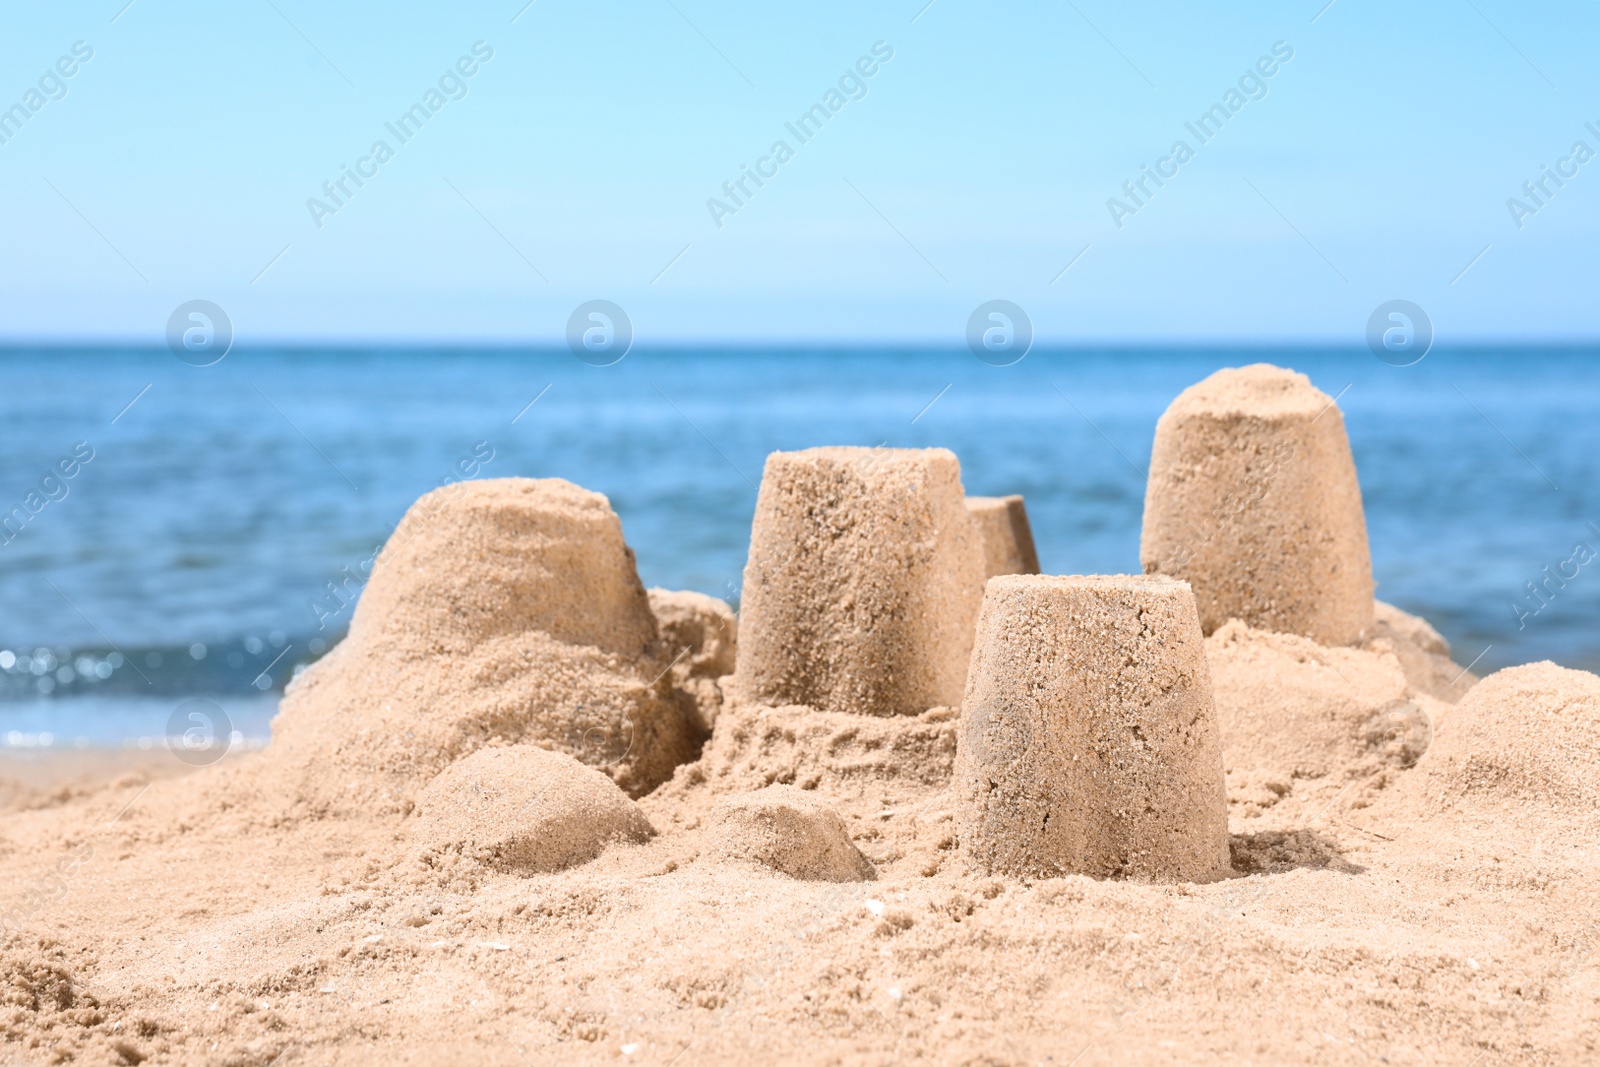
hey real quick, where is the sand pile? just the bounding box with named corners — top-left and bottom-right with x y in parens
top-left (1206, 598), bottom-right (1476, 824)
top-left (732, 447), bottom-right (985, 717)
top-left (411, 745), bottom-right (654, 875)
top-left (1141, 363), bottom-right (1375, 644)
top-left (958, 574), bottom-right (1230, 882)
top-left (964, 495), bottom-right (1040, 578)
top-left (0, 939), bottom-right (144, 1067)
top-left (704, 785), bottom-right (875, 882)
top-left (1389, 661), bottom-right (1600, 822)
top-left (265, 478), bottom-right (720, 810)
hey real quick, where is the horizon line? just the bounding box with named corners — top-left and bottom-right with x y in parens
top-left (2, 337), bottom-right (1599, 353)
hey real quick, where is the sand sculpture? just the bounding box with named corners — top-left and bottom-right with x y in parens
top-left (412, 745), bottom-right (654, 874)
top-left (705, 785), bottom-right (876, 882)
top-left (267, 478), bottom-right (716, 810)
top-left (731, 446), bottom-right (985, 717)
top-left (957, 574), bottom-right (1230, 882)
top-left (965, 494), bottom-right (1040, 578)
top-left (1140, 363), bottom-right (1375, 645)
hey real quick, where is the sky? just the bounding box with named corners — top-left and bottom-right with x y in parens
top-left (1, 0), bottom-right (1596, 345)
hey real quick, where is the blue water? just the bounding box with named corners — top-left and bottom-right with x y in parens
top-left (2, 345), bottom-right (1597, 746)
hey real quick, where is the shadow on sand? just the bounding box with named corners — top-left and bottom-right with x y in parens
top-left (1229, 829), bottom-right (1367, 876)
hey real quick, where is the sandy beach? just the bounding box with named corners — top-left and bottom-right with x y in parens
top-left (0, 749), bottom-right (199, 817)
top-left (3, 365), bottom-right (1597, 1066)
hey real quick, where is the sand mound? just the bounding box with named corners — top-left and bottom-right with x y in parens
top-left (411, 746), bottom-right (654, 874)
top-left (732, 447), bottom-right (985, 717)
top-left (1210, 619), bottom-right (1427, 779)
top-left (1366, 598), bottom-right (1471, 702)
top-left (964, 495), bottom-right (1040, 578)
top-left (1399, 662), bottom-right (1600, 817)
top-left (1371, 599), bottom-right (1450, 657)
top-left (1141, 363), bottom-right (1375, 645)
top-left (958, 575), bottom-right (1230, 883)
top-left (265, 478), bottom-right (711, 811)
top-left (647, 588), bottom-right (738, 734)
top-left (704, 785), bottom-right (875, 882)
top-left (1205, 600), bottom-right (1478, 824)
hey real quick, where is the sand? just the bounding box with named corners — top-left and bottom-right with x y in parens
top-left (704, 785), bottom-right (875, 883)
top-left (4, 364), bottom-right (1599, 1065)
top-left (646, 588), bottom-right (738, 736)
top-left (0, 750), bottom-right (198, 817)
top-left (1384, 660), bottom-right (1600, 822)
top-left (411, 745), bottom-right (655, 875)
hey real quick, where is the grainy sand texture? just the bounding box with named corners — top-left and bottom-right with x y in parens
top-left (265, 477), bottom-right (715, 807)
top-left (3, 365), bottom-right (1597, 1066)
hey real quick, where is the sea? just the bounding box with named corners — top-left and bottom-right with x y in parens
top-left (1, 345), bottom-right (1596, 750)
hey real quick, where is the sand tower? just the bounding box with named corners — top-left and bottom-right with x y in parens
top-left (965, 495), bottom-right (1041, 579)
top-left (1140, 364), bottom-right (1375, 645)
top-left (957, 574), bottom-right (1230, 882)
top-left (732, 446), bottom-right (986, 717)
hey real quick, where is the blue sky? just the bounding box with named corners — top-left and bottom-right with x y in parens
top-left (1, 0), bottom-right (1595, 344)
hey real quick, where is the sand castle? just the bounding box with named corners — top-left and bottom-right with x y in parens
top-left (731, 446), bottom-right (985, 717)
top-left (268, 367), bottom-right (1430, 884)
top-left (1140, 364), bottom-right (1375, 645)
top-left (965, 494), bottom-right (1040, 578)
top-left (267, 478), bottom-right (718, 809)
top-left (957, 574), bottom-right (1231, 882)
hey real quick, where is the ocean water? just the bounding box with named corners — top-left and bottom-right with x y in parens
top-left (1, 345), bottom-right (1597, 748)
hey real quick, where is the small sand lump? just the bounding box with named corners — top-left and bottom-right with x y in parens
top-left (413, 746), bottom-right (654, 874)
top-left (733, 446), bottom-right (985, 716)
top-left (965, 494), bottom-right (1041, 578)
top-left (958, 574), bottom-right (1230, 882)
top-left (706, 785), bottom-right (875, 882)
top-left (1140, 364), bottom-right (1375, 645)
